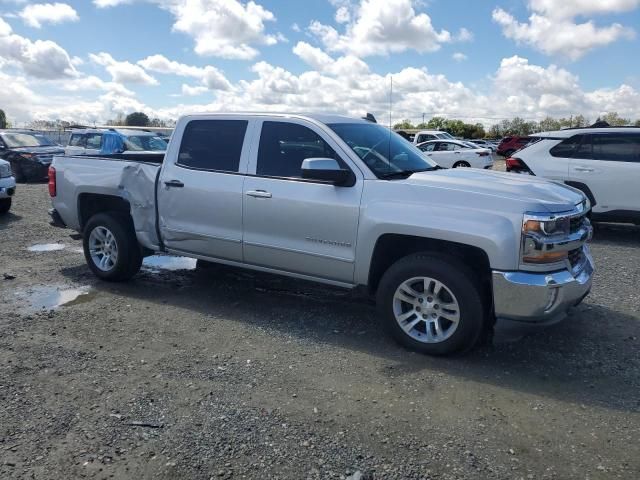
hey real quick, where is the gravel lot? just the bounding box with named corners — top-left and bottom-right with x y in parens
top-left (1, 184), bottom-right (639, 480)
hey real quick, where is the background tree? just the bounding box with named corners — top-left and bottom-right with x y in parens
top-left (0, 109), bottom-right (7, 129)
top-left (601, 112), bottom-right (631, 126)
top-left (426, 116), bottom-right (448, 131)
top-left (635, 119), bottom-right (640, 127)
top-left (392, 119), bottom-right (415, 129)
top-left (125, 112), bottom-right (150, 127)
top-left (538, 116), bottom-right (561, 132)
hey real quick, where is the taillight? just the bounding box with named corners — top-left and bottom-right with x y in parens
top-left (48, 166), bottom-right (56, 197)
top-left (505, 157), bottom-right (531, 173)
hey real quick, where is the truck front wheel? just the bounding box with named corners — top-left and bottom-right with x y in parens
top-left (376, 253), bottom-right (486, 355)
top-left (83, 212), bottom-right (142, 281)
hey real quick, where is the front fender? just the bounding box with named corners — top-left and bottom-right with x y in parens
top-left (354, 200), bottom-right (521, 285)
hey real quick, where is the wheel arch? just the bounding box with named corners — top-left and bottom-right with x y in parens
top-left (77, 193), bottom-right (132, 231)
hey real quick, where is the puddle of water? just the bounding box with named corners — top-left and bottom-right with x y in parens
top-left (142, 255), bottom-right (197, 272)
top-left (28, 243), bottom-right (66, 252)
top-left (17, 285), bottom-right (95, 310)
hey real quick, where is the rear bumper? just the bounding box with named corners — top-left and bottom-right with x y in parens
top-left (492, 247), bottom-right (594, 324)
top-left (0, 176), bottom-right (16, 198)
top-left (48, 208), bottom-right (67, 228)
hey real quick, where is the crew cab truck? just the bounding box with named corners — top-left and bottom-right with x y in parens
top-left (49, 113), bottom-right (594, 355)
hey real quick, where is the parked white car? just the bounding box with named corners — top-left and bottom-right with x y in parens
top-left (505, 127), bottom-right (640, 225)
top-left (0, 158), bottom-right (16, 214)
top-left (412, 130), bottom-right (455, 145)
top-left (468, 139), bottom-right (497, 152)
top-left (417, 140), bottom-right (494, 169)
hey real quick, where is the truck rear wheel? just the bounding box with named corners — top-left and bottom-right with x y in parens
top-left (376, 253), bottom-right (486, 355)
top-left (83, 212), bottom-right (142, 282)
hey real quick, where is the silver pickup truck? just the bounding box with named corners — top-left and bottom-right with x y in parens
top-left (49, 113), bottom-right (594, 355)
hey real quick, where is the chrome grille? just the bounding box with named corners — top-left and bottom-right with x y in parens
top-left (568, 248), bottom-right (584, 269)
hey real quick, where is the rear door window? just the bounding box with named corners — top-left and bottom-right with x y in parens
top-left (85, 133), bottom-right (102, 149)
top-left (592, 134), bottom-right (640, 162)
top-left (177, 120), bottom-right (248, 172)
top-left (256, 121), bottom-right (339, 179)
top-left (550, 135), bottom-right (583, 158)
top-left (69, 134), bottom-right (86, 147)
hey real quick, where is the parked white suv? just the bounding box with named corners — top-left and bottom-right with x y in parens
top-left (506, 127), bottom-right (640, 224)
top-left (412, 130), bottom-right (455, 144)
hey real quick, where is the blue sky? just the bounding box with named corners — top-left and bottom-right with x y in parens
top-left (1, 0), bottom-right (639, 125)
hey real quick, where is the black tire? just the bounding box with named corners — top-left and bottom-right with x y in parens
top-left (453, 161), bottom-right (471, 168)
top-left (0, 198), bottom-right (11, 214)
top-left (82, 212), bottom-right (142, 282)
top-left (376, 253), bottom-right (486, 355)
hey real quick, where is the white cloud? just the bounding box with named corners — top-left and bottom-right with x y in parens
top-left (452, 52), bottom-right (467, 62)
top-left (95, 0), bottom-right (281, 60)
top-left (0, 17), bottom-right (77, 78)
top-left (138, 54), bottom-right (232, 90)
top-left (308, 0), bottom-right (453, 57)
top-left (90, 52), bottom-right (158, 85)
top-left (335, 6), bottom-right (350, 23)
top-left (181, 84), bottom-right (209, 96)
top-left (19, 3), bottom-right (79, 28)
top-left (456, 27), bottom-right (473, 42)
top-left (493, 0), bottom-right (639, 59)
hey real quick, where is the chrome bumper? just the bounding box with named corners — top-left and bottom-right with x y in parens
top-left (0, 176), bottom-right (16, 198)
top-left (492, 246), bottom-right (594, 324)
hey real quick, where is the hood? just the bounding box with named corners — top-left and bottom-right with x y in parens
top-left (405, 168), bottom-right (585, 214)
top-left (11, 145), bottom-right (65, 155)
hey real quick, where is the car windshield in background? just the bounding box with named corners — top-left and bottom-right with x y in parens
top-left (437, 132), bottom-right (454, 139)
top-left (124, 135), bottom-right (168, 151)
top-left (329, 123), bottom-right (438, 178)
top-left (1, 133), bottom-right (55, 148)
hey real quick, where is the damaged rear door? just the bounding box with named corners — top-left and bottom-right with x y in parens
top-left (157, 117), bottom-right (253, 262)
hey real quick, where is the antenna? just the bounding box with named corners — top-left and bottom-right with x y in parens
top-left (389, 76), bottom-right (393, 129)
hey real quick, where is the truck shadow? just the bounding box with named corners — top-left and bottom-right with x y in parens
top-left (60, 261), bottom-right (640, 414)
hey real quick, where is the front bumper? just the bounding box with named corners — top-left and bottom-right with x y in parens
top-left (0, 176), bottom-right (16, 199)
top-left (492, 246), bottom-right (594, 324)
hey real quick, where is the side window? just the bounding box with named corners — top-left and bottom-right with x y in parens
top-left (416, 134), bottom-right (427, 143)
top-left (419, 143), bottom-right (435, 152)
top-left (257, 121), bottom-right (339, 179)
top-left (574, 135), bottom-right (592, 159)
top-left (592, 134), bottom-right (640, 162)
top-left (69, 134), bottom-right (86, 147)
top-left (177, 120), bottom-right (248, 172)
top-left (550, 135), bottom-right (583, 158)
top-left (86, 134), bottom-right (102, 149)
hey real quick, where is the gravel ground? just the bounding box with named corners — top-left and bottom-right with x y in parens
top-left (1, 184), bottom-right (639, 480)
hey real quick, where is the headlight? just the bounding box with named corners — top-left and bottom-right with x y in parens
top-left (0, 163), bottom-right (12, 178)
top-left (521, 213), bottom-right (569, 265)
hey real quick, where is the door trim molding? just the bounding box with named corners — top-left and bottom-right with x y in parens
top-left (244, 240), bottom-right (355, 263)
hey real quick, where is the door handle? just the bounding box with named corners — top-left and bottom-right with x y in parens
top-left (164, 180), bottom-right (184, 188)
top-left (574, 167), bottom-right (594, 172)
top-left (246, 190), bottom-right (272, 198)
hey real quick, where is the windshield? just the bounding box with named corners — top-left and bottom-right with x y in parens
top-left (329, 123), bottom-right (437, 178)
top-left (1, 132), bottom-right (56, 148)
top-left (123, 135), bottom-right (167, 151)
top-left (436, 132), bottom-right (454, 139)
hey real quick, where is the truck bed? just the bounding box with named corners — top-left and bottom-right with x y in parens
top-left (52, 154), bottom-right (162, 250)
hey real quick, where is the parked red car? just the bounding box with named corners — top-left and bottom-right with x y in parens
top-left (497, 136), bottom-right (534, 157)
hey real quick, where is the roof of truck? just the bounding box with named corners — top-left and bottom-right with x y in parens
top-left (181, 112), bottom-right (371, 125)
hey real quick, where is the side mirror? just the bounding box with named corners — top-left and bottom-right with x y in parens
top-left (301, 158), bottom-right (355, 187)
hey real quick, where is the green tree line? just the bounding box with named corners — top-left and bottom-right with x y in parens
top-left (394, 112), bottom-right (640, 138)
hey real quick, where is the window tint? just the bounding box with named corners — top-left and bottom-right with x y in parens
top-left (416, 134), bottom-right (434, 143)
top-left (550, 135), bottom-right (583, 158)
top-left (574, 135), bottom-right (592, 159)
top-left (177, 120), bottom-right (248, 172)
top-left (257, 121), bottom-right (339, 178)
top-left (69, 134), bottom-right (85, 147)
top-left (437, 142), bottom-right (459, 152)
top-left (86, 133), bottom-right (102, 149)
top-left (418, 143), bottom-right (435, 152)
top-left (592, 134), bottom-right (640, 162)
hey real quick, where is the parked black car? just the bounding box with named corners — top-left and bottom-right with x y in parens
top-left (0, 130), bottom-right (65, 182)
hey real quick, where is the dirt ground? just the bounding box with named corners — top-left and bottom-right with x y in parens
top-left (1, 184), bottom-right (639, 480)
